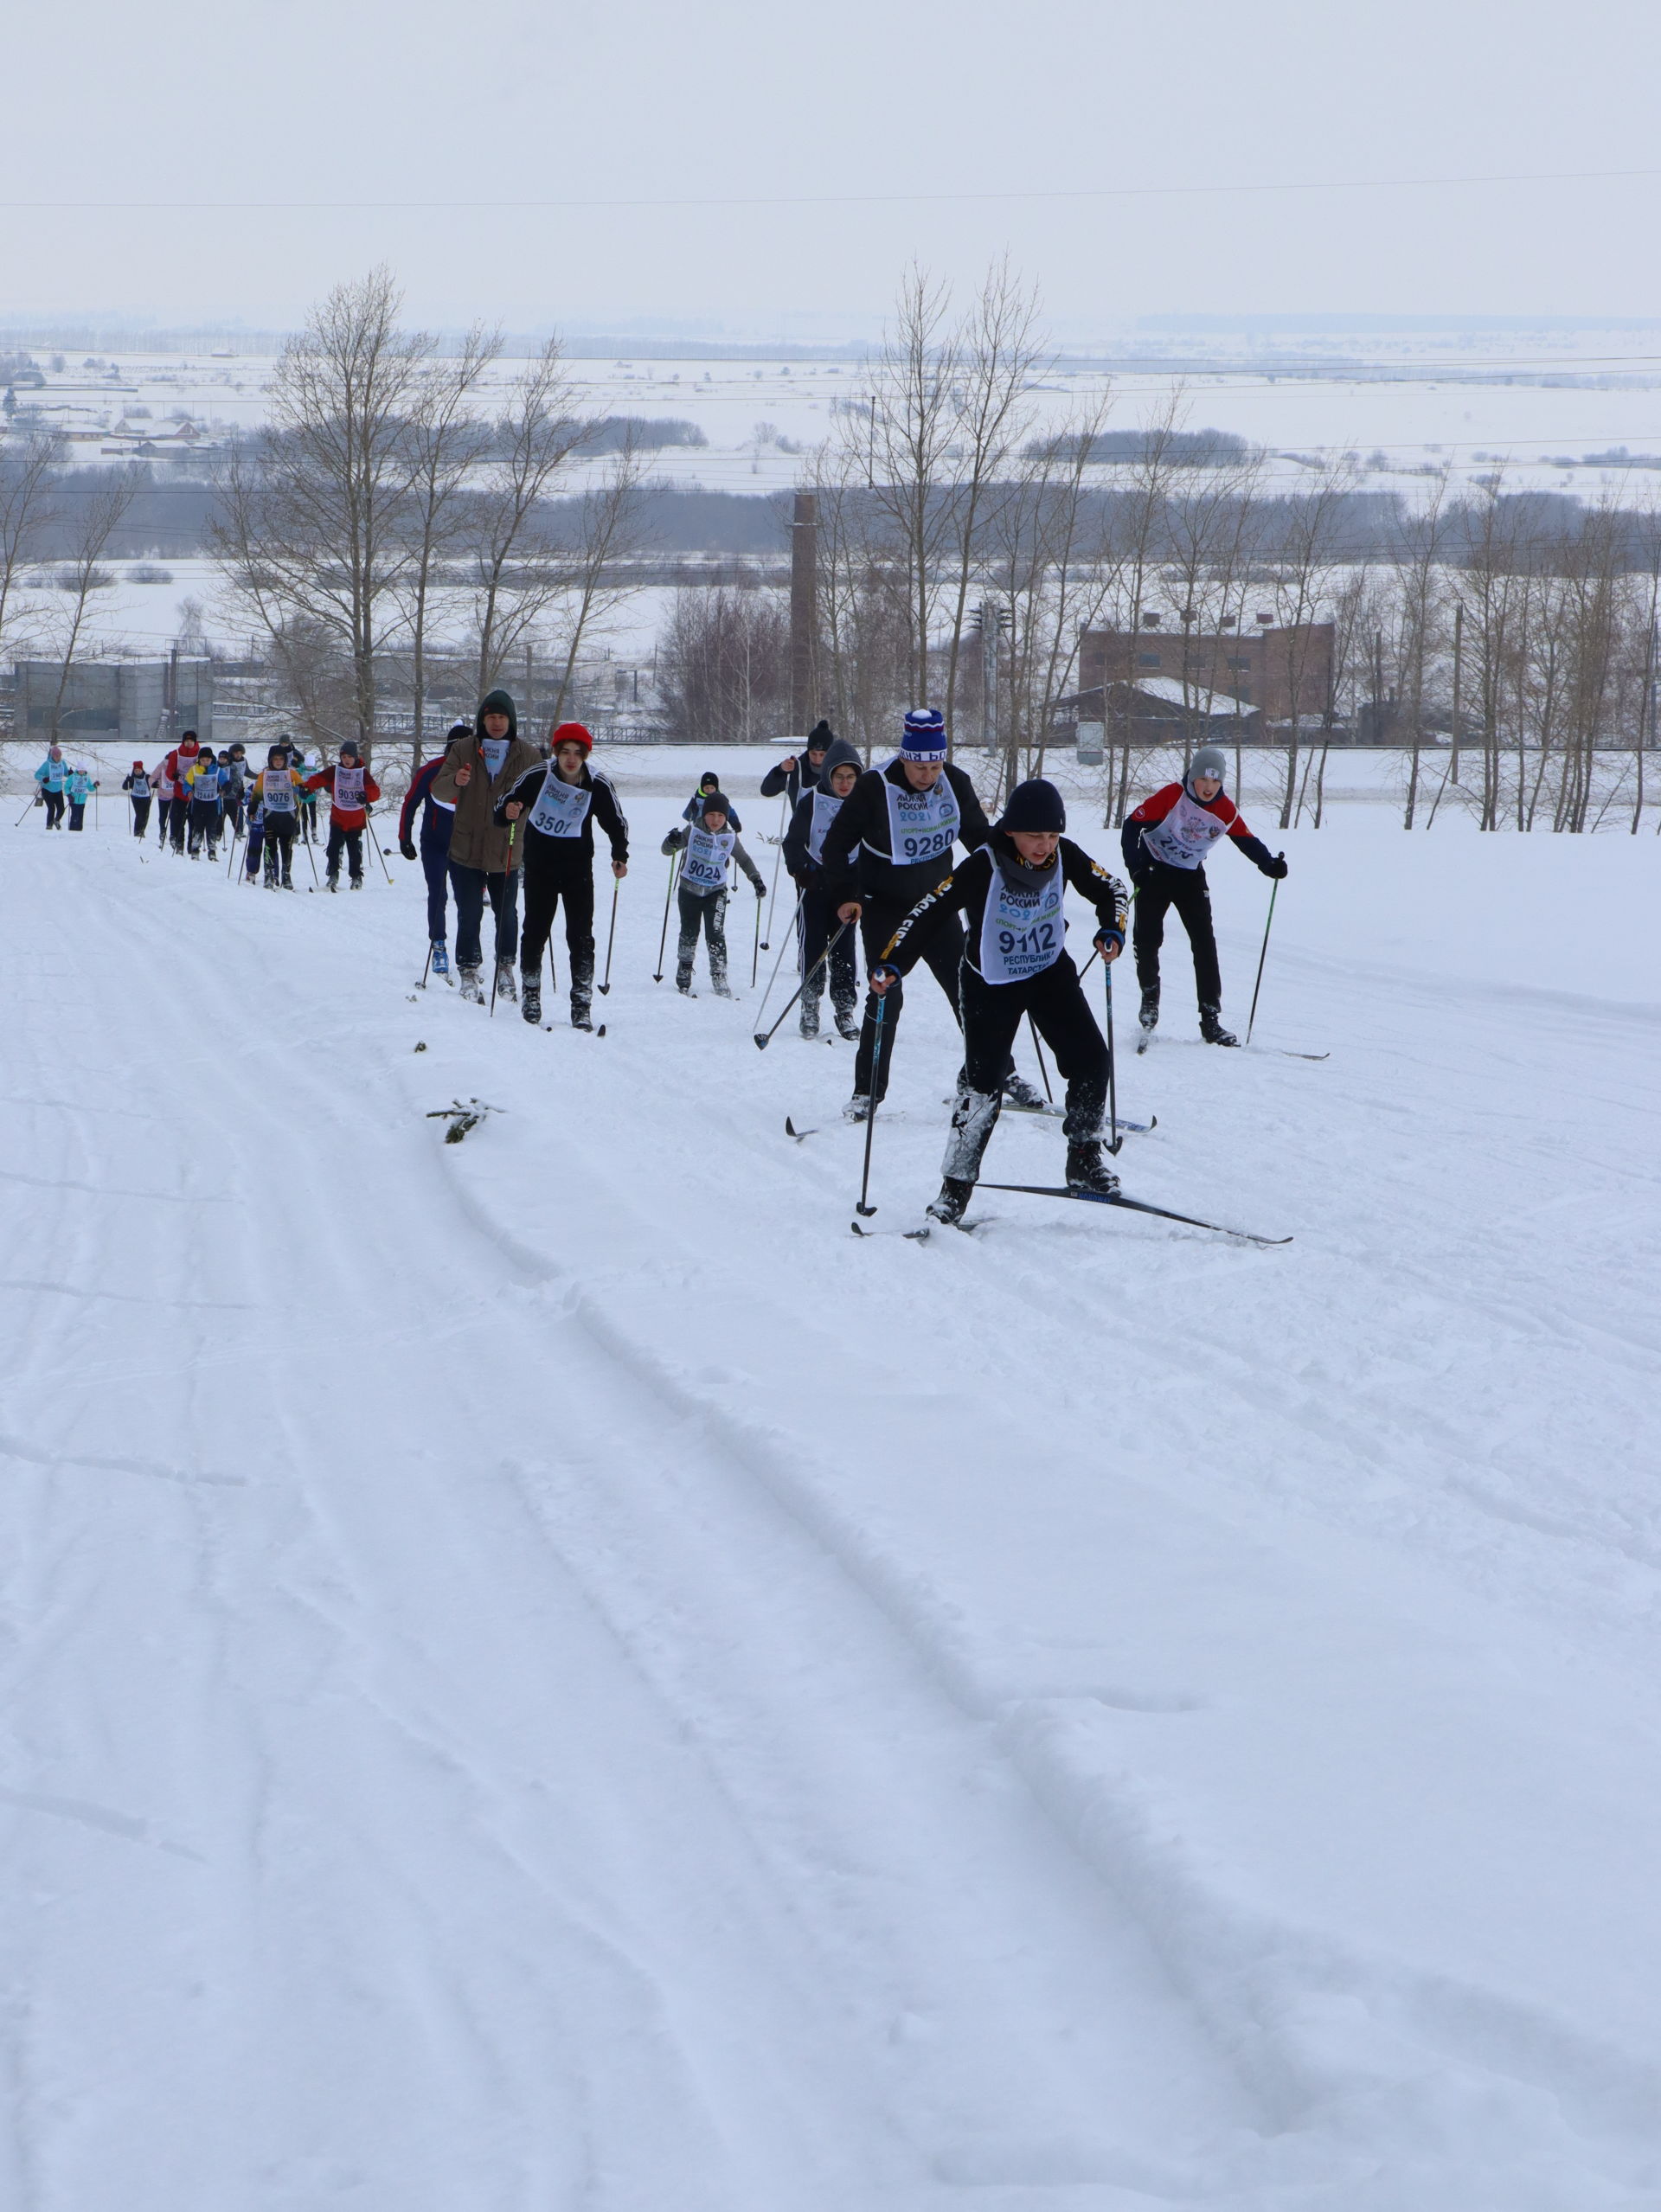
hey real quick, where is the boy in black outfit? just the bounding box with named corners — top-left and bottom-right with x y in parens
top-left (497, 721), bottom-right (628, 1029)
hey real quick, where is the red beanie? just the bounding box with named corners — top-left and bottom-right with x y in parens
top-left (550, 721), bottom-right (593, 755)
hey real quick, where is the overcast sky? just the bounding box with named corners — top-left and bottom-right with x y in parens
top-left (7, 0), bottom-right (1661, 337)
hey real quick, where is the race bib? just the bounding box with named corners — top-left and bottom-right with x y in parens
top-left (480, 738), bottom-right (510, 779)
top-left (528, 773), bottom-right (592, 839)
top-left (807, 788), bottom-right (843, 864)
top-left (978, 850), bottom-right (1066, 985)
top-left (334, 766), bottom-right (365, 810)
top-left (1142, 788), bottom-right (1228, 870)
top-left (263, 769), bottom-right (295, 811)
top-left (681, 824), bottom-right (733, 892)
top-left (883, 774), bottom-right (959, 867)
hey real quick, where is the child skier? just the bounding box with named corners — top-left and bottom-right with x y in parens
top-left (661, 792), bottom-right (765, 997)
top-left (497, 721), bottom-right (629, 1029)
top-left (253, 744), bottom-right (299, 888)
top-left (122, 760), bottom-right (151, 838)
top-left (64, 762), bottom-right (97, 830)
top-left (243, 779), bottom-right (266, 886)
top-left (305, 739), bottom-right (382, 890)
top-left (33, 744), bottom-right (68, 828)
top-left (185, 747), bottom-right (225, 856)
top-left (869, 778), bottom-right (1128, 1227)
top-left (1121, 743), bottom-right (1287, 1046)
top-left (821, 705), bottom-right (1047, 1120)
top-left (398, 722), bottom-right (470, 977)
top-left (681, 770), bottom-right (741, 831)
top-left (782, 734), bottom-right (863, 1038)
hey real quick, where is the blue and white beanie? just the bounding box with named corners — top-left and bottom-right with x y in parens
top-left (900, 707), bottom-right (947, 761)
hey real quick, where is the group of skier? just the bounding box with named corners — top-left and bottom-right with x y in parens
top-left (30, 679), bottom-right (1286, 1230)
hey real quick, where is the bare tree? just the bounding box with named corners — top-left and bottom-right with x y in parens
top-left (396, 324), bottom-right (498, 765)
top-left (1266, 455), bottom-right (1356, 828)
top-left (44, 465), bottom-right (138, 741)
top-left (657, 587), bottom-right (791, 743)
top-left (214, 266), bottom-right (432, 750)
top-left (0, 423), bottom-right (61, 669)
top-left (466, 337), bottom-right (588, 696)
top-left (545, 439), bottom-right (654, 727)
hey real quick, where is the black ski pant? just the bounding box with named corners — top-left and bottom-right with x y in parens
top-left (522, 863), bottom-right (595, 1006)
top-left (130, 798), bottom-right (151, 837)
top-left (420, 818), bottom-right (453, 941)
top-left (677, 885), bottom-right (728, 990)
top-left (42, 790), bottom-right (65, 828)
top-left (450, 862), bottom-right (520, 970)
top-left (263, 815), bottom-right (297, 884)
top-left (959, 956), bottom-right (1108, 1144)
top-left (1132, 860), bottom-right (1222, 1010)
top-left (188, 799), bottom-right (221, 855)
top-left (168, 796), bottom-right (189, 852)
top-left (245, 823), bottom-right (265, 879)
top-left (852, 897), bottom-right (966, 1101)
top-left (324, 823), bottom-right (363, 883)
top-left (799, 882), bottom-right (857, 1016)
top-left (68, 803), bottom-right (86, 831)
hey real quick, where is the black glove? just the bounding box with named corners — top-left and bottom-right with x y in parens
top-left (1093, 929), bottom-right (1125, 956)
top-left (754, 876), bottom-right (766, 897)
top-left (1262, 853), bottom-right (1288, 880)
top-left (400, 837), bottom-right (417, 862)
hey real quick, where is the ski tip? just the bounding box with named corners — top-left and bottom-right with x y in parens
top-left (596, 1024), bottom-right (606, 1037)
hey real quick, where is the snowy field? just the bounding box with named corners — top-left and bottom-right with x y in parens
top-left (3, 781), bottom-right (1660, 2209)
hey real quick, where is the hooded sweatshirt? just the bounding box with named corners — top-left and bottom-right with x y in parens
top-left (431, 690), bottom-right (542, 873)
top-left (783, 736), bottom-right (863, 878)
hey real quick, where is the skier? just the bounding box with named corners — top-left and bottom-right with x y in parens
top-left (158, 732), bottom-right (202, 852)
top-left (868, 778), bottom-right (1128, 1227)
top-left (223, 743), bottom-right (249, 837)
top-left (781, 734), bottom-right (863, 1038)
top-left (33, 743), bottom-right (68, 828)
top-left (185, 747), bottom-right (225, 856)
top-left (680, 770), bottom-right (741, 831)
top-left (242, 779), bottom-right (266, 886)
top-left (148, 755), bottom-right (172, 845)
top-left (760, 719), bottom-right (833, 811)
top-left (497, 720), bottom-right (629, 1029)
top-left (660, 791), bottom-right (765, 997)
top-left (121, 759), bottom-right (151, 838)
top-left (398, 722), bottom-right (470, 978)
top-left (253, 743), bottom-right (299, 888)
top-left (64, 761), bottom-right (97, 830)
top-left (305, 740), bottom-right (382, 891)
top-left (821, 705), bottom-right (1049, 1121)
top-left (1121, 743), bottom-right (1287, 1047)
top-left (430, 690), bottom-right (540, 1003)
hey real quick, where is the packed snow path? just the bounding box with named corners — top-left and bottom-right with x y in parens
top-left (2, 798), bottom-right (1659, 2210)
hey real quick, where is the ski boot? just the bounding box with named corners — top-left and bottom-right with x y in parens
top-left (926, 1177), bottom-right (975, 1228)
top-left (1138, 987), bottom-right (1159, 1037)
top-left (521, 976), bottom-right (542, 1025)
top-left (1066, 1141), bottom-right (1121, 1198)
top-left (281, 869), bottom-right (295, 890)
top-left (350, 875), bottom-right (364, 891)
top-left (1199, 1004), bottom-right (1239, 1047)
top-left (494, 959), bottom-right (517, 1004)
top-left (571, 959), bottom-right (595, 1030)
top-left (1003, 1070), bottom-right (1049, 1113)
top-left (833, 998), bottom-right (861, 1042)
top-left (458, 964), bottom-right (484, 1004)
top-left (799, 994), bottom-right (821, 1039)
top-left (709, 955), bottom-right (734, 1000)
top-left (325, 872), bottom-right (338, 893)
top-left (843, 1094), bottom-right (872, 1123)
top-left (430, 940), bottom-right (450, 978)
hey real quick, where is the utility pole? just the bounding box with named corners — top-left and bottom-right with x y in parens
top-left (1451, 600), bottom-right (1464, 785)
top-left (789, 489), bottom-right (818, 735)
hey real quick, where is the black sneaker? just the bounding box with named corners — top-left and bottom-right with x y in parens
top-left (927, 1177), bottom-right (975, 1227)
top-left (1199, 1005), bottom-right (1239, 1046)
top-left (1066, 1143), bottom-right (1120, 1198)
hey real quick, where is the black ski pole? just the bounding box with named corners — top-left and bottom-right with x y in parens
top-left (301, 818), bottom-right (320, 888)
top-left (753, 919), bottom-right (847, 1048)
top-left (762, 790), bottom-right (786, 947)
top-left (490, 826), bottom-right (517, 1016)
top-left (750, 875), bottom-right (764, 987)
top-left (653, 849), bottom-right (679, 982)
top-left (225, 824), bottom-right (242, 878)
top-left (853, 993), bottom-right (888, 1218)
top-left (368, 805), bottom-right (394, 885)
top-left (1027, 1014), bottom-right (1055, 1104)
top-left (419, 940), bottom-right (433, 991)
top-left (598, 873), bottom-right (620, 993)
top-left (1104, 951), bottom-right (1120, 1153)
top-left (1246, 866), bottom-right (1282, 1046)
top-left (12, 792), bottom-right (37, 828)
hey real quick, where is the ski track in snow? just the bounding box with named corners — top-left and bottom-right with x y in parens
top-left (1, 808), bottom-right (1659, 2210)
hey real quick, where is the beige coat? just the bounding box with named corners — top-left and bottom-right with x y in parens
top-left (433, 733), bottom-right (541, 873)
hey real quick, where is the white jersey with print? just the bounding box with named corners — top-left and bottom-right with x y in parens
top-left (528, 773), bottom-right (593, 840)
top-left (262, 768), bottom-right (296, 813)
top-left (978, 851), bottom-right (1067, 984)
top-left (1141, 787), bottom-right (1230, 870)
top-left (681, 824), bottom-right (733, 894)
top-left (333, 765), bottom-right (365, 811)
top-left (881, 773), bottom-right (960, 868)
top-left (807, 788), bottom-right (844, 864)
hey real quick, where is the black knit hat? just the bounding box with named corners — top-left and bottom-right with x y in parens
top-left (997, 778), bottom-right (1066, 834)
top-left (805, 719), bottom-right (834, 753)
top-left (699, 791), bottom-right (733, 820)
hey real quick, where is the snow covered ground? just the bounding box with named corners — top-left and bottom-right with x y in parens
top-left (3, 781), bottom-right (1659, 2209)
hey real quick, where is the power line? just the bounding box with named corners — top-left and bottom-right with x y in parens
top-left (5, 163), bottom-right (1661, 216)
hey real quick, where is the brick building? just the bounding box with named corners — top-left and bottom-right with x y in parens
top-left (1078, 617), bottom-right (1334, 722)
